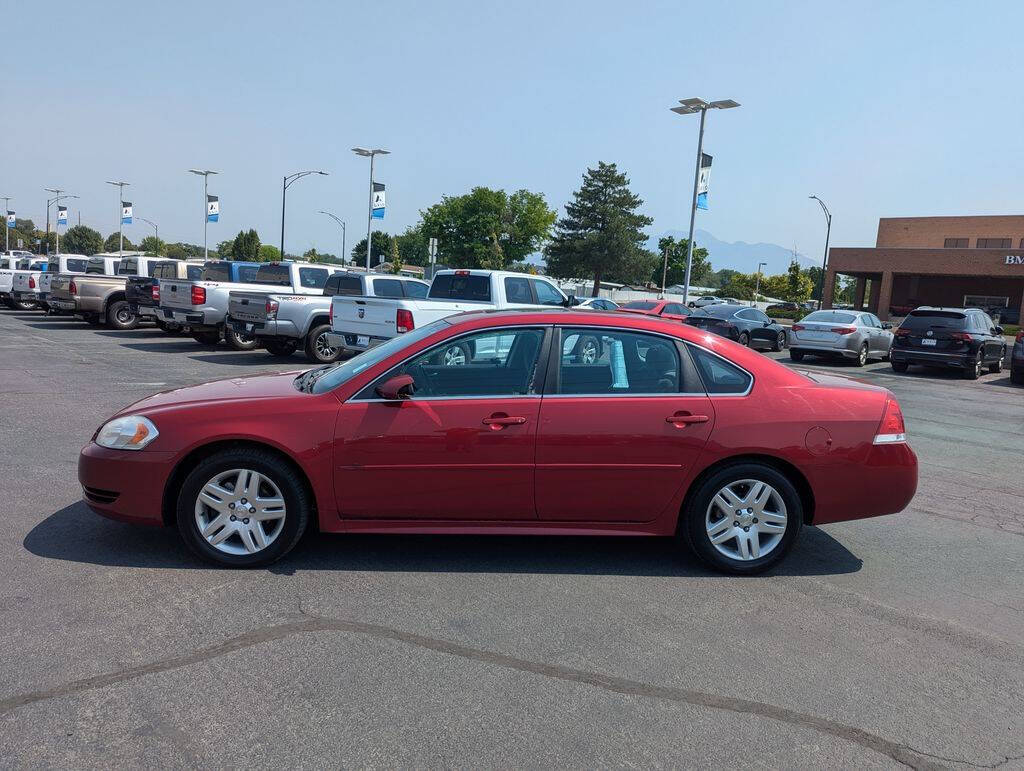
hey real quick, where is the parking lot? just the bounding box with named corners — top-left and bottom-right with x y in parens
top-left (1, 307), bottom-right (1023, 768)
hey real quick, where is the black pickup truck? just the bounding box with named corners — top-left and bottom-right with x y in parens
top-left (126, 259), bottom-right (206, 332)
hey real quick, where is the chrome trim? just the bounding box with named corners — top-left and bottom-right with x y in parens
top-left (353, 394), bottom-right (542, 403)
top-left (542, 392), bottom-right (708, 399)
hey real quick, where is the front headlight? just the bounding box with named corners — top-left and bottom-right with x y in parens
top-left (95, 415), bottom-right (160, 451)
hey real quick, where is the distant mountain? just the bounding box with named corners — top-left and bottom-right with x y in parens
top-left (649, 229), bottom-right (816, 275)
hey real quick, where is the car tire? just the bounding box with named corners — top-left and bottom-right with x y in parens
top-left (106, 299), bottom-right (138, 330)
top-left (574, 334), bottom-right (601, 364)
top-left (680, 462), bottom-right (803, 575)
top-left (176, 447), bottom-right (310, 568)
top-left (191, 329), bottom-right (221, 346)
top-left (771, 330), bottom-right (786, 352)
top-left (854, 342), bottom-right (868, 367)
top-left (988, 348), bottom-right (1005, 374)
top-left (12, 298), bottom-right (37, 311)
top-left (304, 323), bottom-right (342, 364)
top-left (224, 325), bottom-right (259, 351)
top-left (265, 338), bottom-right (299, 358)
top-left (737, 331), bottom-right (750, 347)
top-left (1011, 365), bottom-right (1024, 385)
top-left (789, 350), bottom-right (804, 362)
top-left (891, 360), bottom-right (908, 373)
top-left (964, 350), bottom-right (983, 380)
top-left (436, 341), bottom-right (472, 366)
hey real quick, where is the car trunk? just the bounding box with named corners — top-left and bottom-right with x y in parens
top-left (896, 312), bottom-right (969, 353)
top-left (790, 320), bottom-right (848, 344)
top-left (686, 316), bottom-right (732, 333)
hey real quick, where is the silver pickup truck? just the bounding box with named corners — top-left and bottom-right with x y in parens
top-left (227, 272), bottom-right (429, 363)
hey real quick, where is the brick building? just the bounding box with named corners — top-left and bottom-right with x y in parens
top-left (822, 215), bottom-right (1024, 322)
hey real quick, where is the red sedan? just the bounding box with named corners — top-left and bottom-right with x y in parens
top-left (617, 299), bottom-right (691, 322)
top-left (79, 309), bottom-right (917, 574)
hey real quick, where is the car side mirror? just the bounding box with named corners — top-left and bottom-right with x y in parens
top-left (766, 319), bottom-right (775, 325)
top-left (562, 294), bottom-right (580, 307)
top-left (376, 374), bottom-right (415, 400)
top-left (994, 326), bottom-right (1004, 335)
top-left (882, 322), bottom-right (893, 329)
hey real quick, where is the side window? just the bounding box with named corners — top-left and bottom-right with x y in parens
top-left (403, 281), bottom-right (428, 298)
top-left (687, 344), bottom-right (753, 395)
top-left (366, 327), bottom-right (545, 398)
top-left (504, 276), bottom-right (532, 304)
top-left (298, 267), bottom-right (328, 289)
top-left (663, 303), bottom-right (685, 316)
top-left (373, 279), bottom-right (404, 298)
top-left (558, 328), bottom-right (681, 395)
top-left (531, 280), bottom-right (564, 306)
top-left (734, 309), bottom-right (753, 321)
top-left (119, 259), bottom-right (138, 276)
top-left (753, 310), bottom-right (771, 324)
top-left (186, 265), bottom-right (203, 281)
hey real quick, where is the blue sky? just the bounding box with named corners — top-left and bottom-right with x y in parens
top-left (7, 0), bottom-right (1023, 265)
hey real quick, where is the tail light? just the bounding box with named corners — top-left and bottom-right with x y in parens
top-left (28, 276), bottom-right (35, 289)
top-left (1016, 330), bottom-right (1024, 343)
top-left (151, 284), bottom-right (160, 302)
top-left (190, 285), bottom-right (206, 305)
top-left (894, 328), bottom-right (910, 337)
top-left (951, 332), bottom-right (973, 342)
top-left (454, 270), bottom-right (470, 276)
top-left (265, 299), bottom-right (279, 320)
top-left (69, 280), bottom-right (77, 295)
top-left (791, 324), bottom-right (805, 331)
top-left (873, 398), bottom-right (907, 445)
top-left (830, 326), bottom-right (856, 335)
top-left (329, 302), bottom-right (333, 325)
top-left (396, 308), bottom-right (414, 334)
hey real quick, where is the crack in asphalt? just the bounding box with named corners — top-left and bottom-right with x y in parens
top-left (0, 613), bottom-right (990, 770)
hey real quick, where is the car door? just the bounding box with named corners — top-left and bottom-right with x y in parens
top-left (977, 312), bottom-right (998, 362)
top-left (535, 326), bottom-right (715, 522)
top-left (333, 325), bottom-right (549, 520)
top-left (743, 309), bottom-right (775, 346)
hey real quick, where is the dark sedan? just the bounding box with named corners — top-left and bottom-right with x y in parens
top-left (686, 304), bottom-right (788, 351)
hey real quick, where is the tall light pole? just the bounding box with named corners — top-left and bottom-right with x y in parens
top-left (105, 180), bottom-right (130, 256)
top-left (280, 170), bottom-right (328, 259)
top-left (809, 195), bottom-right (832, 310)
top-left (1, 196), bottom-right (10, 253)
top-left (188, 169), bottom-right (218, 260)
top-left (137, 217), bottom-right (158, 254)
top-left (44, 188), bottom-right (77, 255)
top-left (318, 210), bottom-right (346, 263)
top-left (754, 261), bottom-right (767, 306)
top-left (670, 98), bottom-right (740, 305)
top-left (352, 147), bottom-right (389, 271)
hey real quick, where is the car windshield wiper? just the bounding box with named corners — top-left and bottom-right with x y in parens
top-left (295, 364), bottom-right (336, 393)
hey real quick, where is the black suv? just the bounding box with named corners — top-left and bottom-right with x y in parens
top-left (891, 307), bottom-right (1006, 379)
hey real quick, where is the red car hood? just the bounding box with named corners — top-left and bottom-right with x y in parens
top-left (796, 369), bottom-right (888, 393)
top-left (117, 370), bottom-right (308, 416)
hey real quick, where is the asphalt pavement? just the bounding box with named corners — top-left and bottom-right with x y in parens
top-left (1, 308), bottom-right (1023, 769)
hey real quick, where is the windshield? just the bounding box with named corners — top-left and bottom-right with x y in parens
top-left (802, 310), bottom-right (857, 324)
top-left (310, 319), bottom-right (452, 394)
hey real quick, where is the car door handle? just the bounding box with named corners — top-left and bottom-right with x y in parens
top-left (666, 412), bottom-right (709, 426)
top-left (482, 415), bottom-right (527, 428)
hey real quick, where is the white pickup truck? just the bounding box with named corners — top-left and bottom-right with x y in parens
top-left (2, 256), bottom-right (48, 309)
top-left (227, 271), bottom-right (430, 363)
top-left (158, 260), bottom-right (347, 349)
top-left (33, 254), bottom-right (90, 311)
top-left (325, 269), bottom-right (570, 358)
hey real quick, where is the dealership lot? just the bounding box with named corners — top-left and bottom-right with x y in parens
top-left (1, 309), bottom-right (1023, 768)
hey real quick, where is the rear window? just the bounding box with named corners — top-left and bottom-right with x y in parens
top-left (203, 262), bottom-right (231, 282)
top-left (254, 264), bottom-right (291, 286)
top-left (65, 258), bottom-right (88, 273)
top-left (237, 265), bottom-right (259, 283)
top-left (901, 310), bottom-right (967, 330)
top-left (85, 258), bottom-right (107, 275)
top-left (186, 265), bottom-right (204, 281)
top-left (621, 301), bottom-right (658, 310)
top-left (404, 281), bottom-right (428, 299)
top-left (687, 344), bottom-right (753, 395)
top-left (329, 275), bottom-right (364, 296)
top-left (428, 273), bottom-right (491, 301)
top-left (694, 304), bottom-right (740, 319)
top-left (373, 278), bottom-right (404, 298)
top-left (152, 261), bottom-right (178, 279)
top-left (803, 310), bottom-right (857, 324)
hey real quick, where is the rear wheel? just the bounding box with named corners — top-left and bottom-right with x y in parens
top-left (854, 342), bottom-right (868, 367)
top-left (265, 338), bottom-right (299, 358)
top-left (304, 323), bottom-right (342, 363)
top-left (106, 300), bottom-right (138, 330)
top-left (964, 350), bottom-right (983, 380)
top-left (224, 325), bottom-right (259, 351)
top-left (680, 463), bottom-right (803, 575)
top-left (891, 359), bottom-right (908, 373)
top-left (176, 448), bottom-right (309, 568)
top-left (12, 298), bottom-right (37, 311)
top-left (737, 331), bottom-right (750, 347)
top-left (192, 329), bottom-right (221, 345)
top-left (988, 348), bottom-right (1005, 374)
top-left (789, 350), bottom-right (804, 362)
top-left (771, 330), bottom-right (786, 352)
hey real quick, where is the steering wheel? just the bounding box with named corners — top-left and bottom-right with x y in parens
top-left (405, 363), bottom-right (432, 397)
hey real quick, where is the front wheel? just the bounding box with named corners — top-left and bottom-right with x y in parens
top-left (737, 331), bottom-right (750, 347)
top-left (224, 325), bottom-right (259, 351)
top-left (106, 300), bottom-right (138, 330)
top-left (304, 323), bottom-right (342, 364)
top-left (771, 330), bottom-right (786, 352)
top-left (680, 463), bottom-right (803, 575)
top-left (854, 342), bottom-right (868, 367)
top-left (1011, 365), bottom-right (1024, 385)
top-left (988, 348), bottom-right (1005, 374)
top-left (891, 359), bottom-right (908, 373)
top-left (176, 448), bottom-right (310, 567)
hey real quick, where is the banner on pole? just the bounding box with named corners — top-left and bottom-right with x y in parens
top-left (57, 206), bottom-right (68, 225)
top-left (207, 195), bottom-right (219, 223)
top-left (371, 182), bottom-right (385, 219)
top-left (696, 153), bottom-right (712, 211)
top-left (428, 237), bottom-right (438, 264)
top-left (6, 211), bottom-right (14, 229)
top-left (121, 202), bottom-right (133, 225)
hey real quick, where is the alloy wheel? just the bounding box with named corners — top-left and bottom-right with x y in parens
top-left (315, 331), bottom-right (337, 360)
top-left (580, 340), bottom-right (599, 364)
top-left (704, 479), bottom-right (788, 561)
top-left (442, 345), bottom-right (467, 366)
top-left (116, 307), bottom-right (133, 325)
top-left (858, 343), bottom-right (868, 366)
top-left (194, 468), bottom-right (287, 555)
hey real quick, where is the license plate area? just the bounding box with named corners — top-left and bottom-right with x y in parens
top-left (357, 335), bottom-right (370, 347)
top-left (921, 338), bottom-right (937, 346)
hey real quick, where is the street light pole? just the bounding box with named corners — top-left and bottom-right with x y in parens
top-left (137, 217), bottom-right (158, 254)
top-left (44, 188), bottom-right (77, 256)
top-left (754, 261), bottom-right (767, 306)
top-left (809, 195), bottom-right (832, 310)
top-left (280, 170), bottom-right (328, 260)
top-left (105, 180), bottom-right (129, 256)
top-left (670, 98), bottom-right (740, 305)
top-left (188, 169), bottom-right (218, 260)
top-left (1, 197), bottom-right (10, 253)
top-left (352, 147), bottom-right (390, 272)
top-left (317, 211), bottom-right (346, 263)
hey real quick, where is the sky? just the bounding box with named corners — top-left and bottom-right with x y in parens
top-left (6, 0), bottom-right (1024, 266)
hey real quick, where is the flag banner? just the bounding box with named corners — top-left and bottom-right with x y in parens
top-left (57, 206), bottom-right (68, 225)
top-left (121, 201), bottom-right (133, 225)
top-left (6, 211), bottom-right (14, 229)
top-left (696, 153), bottom-right (713, 211)
top-left (207, 195), bottom-right (219, 223)
top-left (371, 182), bottom-right (385, 219)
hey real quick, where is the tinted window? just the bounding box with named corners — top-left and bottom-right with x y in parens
top-left (428, 274), bottom-right (491, 301)
top-left (751, 309), bottom-right (771, 323)
top-left (85, 258), bottom-right (106, 275)
top-left (254, 264), bottom-right (291, 286)
top-left (663, 303), bottom-right (687, 316)
top-left (621, 300), bottom-right (658, 310)
top-left (237, 265), bottom-right (260, 282)
top-left (531, 280), bottom-right (564, 306)
top-left (299, 267), bottom-right (328, 289)
top-left (372, 327), bottom-right (545, 398)
top-left (329, 275), bottom-right (364, 296)
top-left (504, 277), bottom-right (532, 303)
top-left (687, 344), bottom-right (753, 395)
top-left (374, 278), bottom-right (404, 298)
top-left (735, 309), bottom-right (756, 320)
top-left (404, 281), bottom-right (428, 298)
top-left (694, 305), bottom-right (741, 319)
top-left (119, 258), bottom-right (139, 276)
top-left (203, 262), bottom-right (231, 282)
top-left (802, 310), bottom-right (857, 324)
top-left (65, 258), bottom-right (88, 273)
top-left (152, 262), bottom-right (177, 279)
top-left (901, 310), bottom-right (967, 330)
top-left (186, 265), bottom-right (204, 281)
top-left (558, 328), bottom-right (681, 395)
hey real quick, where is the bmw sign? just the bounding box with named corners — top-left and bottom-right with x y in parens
top-left (1005, 255), bottom-right (1024, 265)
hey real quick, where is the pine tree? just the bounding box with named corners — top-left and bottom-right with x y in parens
top-left (544, 162), bottom-right (654, 295)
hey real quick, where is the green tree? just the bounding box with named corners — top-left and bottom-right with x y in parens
top-left (758, 273), bottom-right (789, 300)
top-left (60, 225), bottom-right (103, 255)
top-left (394, 226), bottom-right (429, 267)
top-left (544, 162), bottom-right (654, 294)
top-left (654, 236), bottom-right (711, 287)
top-left (104, 233), bottom-right (135, 252)
top-left (230, 229), bottom-right (261, 260)
top-left (302, 247), bottom-right (321, 263)
top-left (139, 236), bottom-right (165, 256)
top-left (420, 187), bottom-right (556, 270)
top-left (351, 231), bottom-right (395, 267)
top-left (215, 240), bottom-right (235, 258)
top-left (387, 237), bottom-right (404, 274)
top-left (257, 244), bottom-right (281, 262)
top-left (164, 242), bottom-right (205, 259)
top-left (785, 258), bottom-right (814, 302)
top-left (720, 272), bottom-right (757, 300)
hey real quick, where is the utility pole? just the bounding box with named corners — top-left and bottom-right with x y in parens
top-left (106, 180), bottom-right (129, 256)
top-left (280, 170), bottom-right (328, 259)
top-left (809, 195), bottom-right (832, 310)
top-left (754, 261), bottom-right (767, 307)
top-left (1, 197), bottom-right (10, 253)
top-left (352, 147), bottom-right (390, 272)
top-left (188, 169), bottom-right (218, 260)
top-left (318, 211), bottom-right (346, 263)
